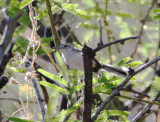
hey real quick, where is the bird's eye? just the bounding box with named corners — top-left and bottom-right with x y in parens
top-left (64, 45), bottom-right (67, 48)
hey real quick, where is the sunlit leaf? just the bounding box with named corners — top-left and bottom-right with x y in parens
top-left (20, 0), bottom-right (34, 9)
top-left (125, 61), bottom-right (143, 67)
top-left (53, 102), bottom-right (82, 121)
top-left (150, 76), bottom-right (160, 100)
top-left (8, 117), bottom-right (35, 122)
top-left (153, 8), bottom-right (160, 13)
top-left (118, 57), bottom-right (132, 67)
top-left (61, 3), bottom-right (91, 20)
top-left (40, 81), bottom-right (69, 94)
top-left (38, 68), bottom-right (68, 86)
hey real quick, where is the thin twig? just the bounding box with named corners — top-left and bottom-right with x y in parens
top-left (24, 4), bottom-right (45, 120)
top-left (131, 0), bottom-right (157, 58)
top-left (100, 92), bottom-right (160, 105)
top-left (132, 90), bottom-right (160, 122)
top-left (98, 20), bottom-right (103, 46)
top-left (93, 36), bottom-right (139, 53)
top-left (40, 42), bottom-right (60, 72)
top-left (122, 84), bottom-right (150, 98)
top-left (91, 55), bottom-right (160, 121)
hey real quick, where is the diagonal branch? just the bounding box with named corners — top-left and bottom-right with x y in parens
top-left (0, 12), bottom-right (21, 78)
top-left (0, 12), bottom-right (22, 62)
top-left (91, 55), bottom-right (160, 121)
top-left (131, 0), bottom-right (157, 58)
top-left (93, 36), bottom-right (139, 53)
top-left (132, 89), bottom-right (160, 122)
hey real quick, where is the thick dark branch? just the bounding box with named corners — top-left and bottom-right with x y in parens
top-left (0, 76), bottom-right (8, 90)
top-left (93, 36), bottom-right (139, 53)
top-left (91, 55), bottom-right (160, 121)
top-left (0, 12), bottom-right (22, 62)
top-left (0, 42), bottom-right (13, 76)
top-left (83, 44), bottom-right (94, 122)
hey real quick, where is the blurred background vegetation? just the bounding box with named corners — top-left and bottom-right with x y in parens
top-left (0, 0), bottom-right (160, 121)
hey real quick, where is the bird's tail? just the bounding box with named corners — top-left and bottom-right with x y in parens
top-left (101, 64), bottom-right (129, 77)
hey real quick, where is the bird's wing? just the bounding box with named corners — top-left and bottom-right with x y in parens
top-left (71, 48), bottom-right (82, 54)
top-left (101, 64), bottom-right (129, 77)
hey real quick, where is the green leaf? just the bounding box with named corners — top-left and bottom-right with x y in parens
top-left (53, 1), bottom-right (63, 8)
top-left (40, 81), bottom-right (69, 94)
top-left (153, 8), bottom-right (160, 13)
top-left (126, 0), bottom-right (136, 2)
top-left (61, 3), bottom-right (91, 20)
top-left (38, 68), bottom-right (67, 86)
top-left (118, 57), bottom-right (132, 67)
top-left (20, 0), bottom-right (35, 9)
top-left (46, 90), bottom-right (59, 122)
top-left (153, 14), bottom-right (160, 20)
top-left (53, 102), bottom-right (82, 121)
top-left (8, 117), bottom-right (35, 122)
top-left (116, 12), bottom-right (134, 18)
top-left (13, 37), bottom-right (28, 55)
top-left (125, 61), bottom-right (143, 67)
top-left (8, 67), bottom-right (26, 73)
top-left (78, 22), bottom-right (99, 30)
top-left (104, 110), bottom-right (130, 116)
top-left (150, 76), bottom-right (160, 100)
top-left (18, 12), bottom-right (30, 25)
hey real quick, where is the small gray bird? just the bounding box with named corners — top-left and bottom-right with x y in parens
top-left (58, 43), bottom-right (129, 77)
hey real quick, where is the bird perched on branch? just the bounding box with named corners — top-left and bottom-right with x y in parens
top-left (57, 43), bottom-right (130, 77)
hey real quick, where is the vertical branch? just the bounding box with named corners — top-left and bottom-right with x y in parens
top-left (25, 62), bottom-right (45, 121)
top-left (24, 3), bottom-right (46, 120)
top-left (98, 20), bottom-right (103, 46)
top-left (103, 0), bottom-right (112, 64)
top-left (154, 20), bottom-right (160, 75)
top-left (45, 0), bottom-right (60, 47)
top-left (82, 45), bottom-right (94, 122)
